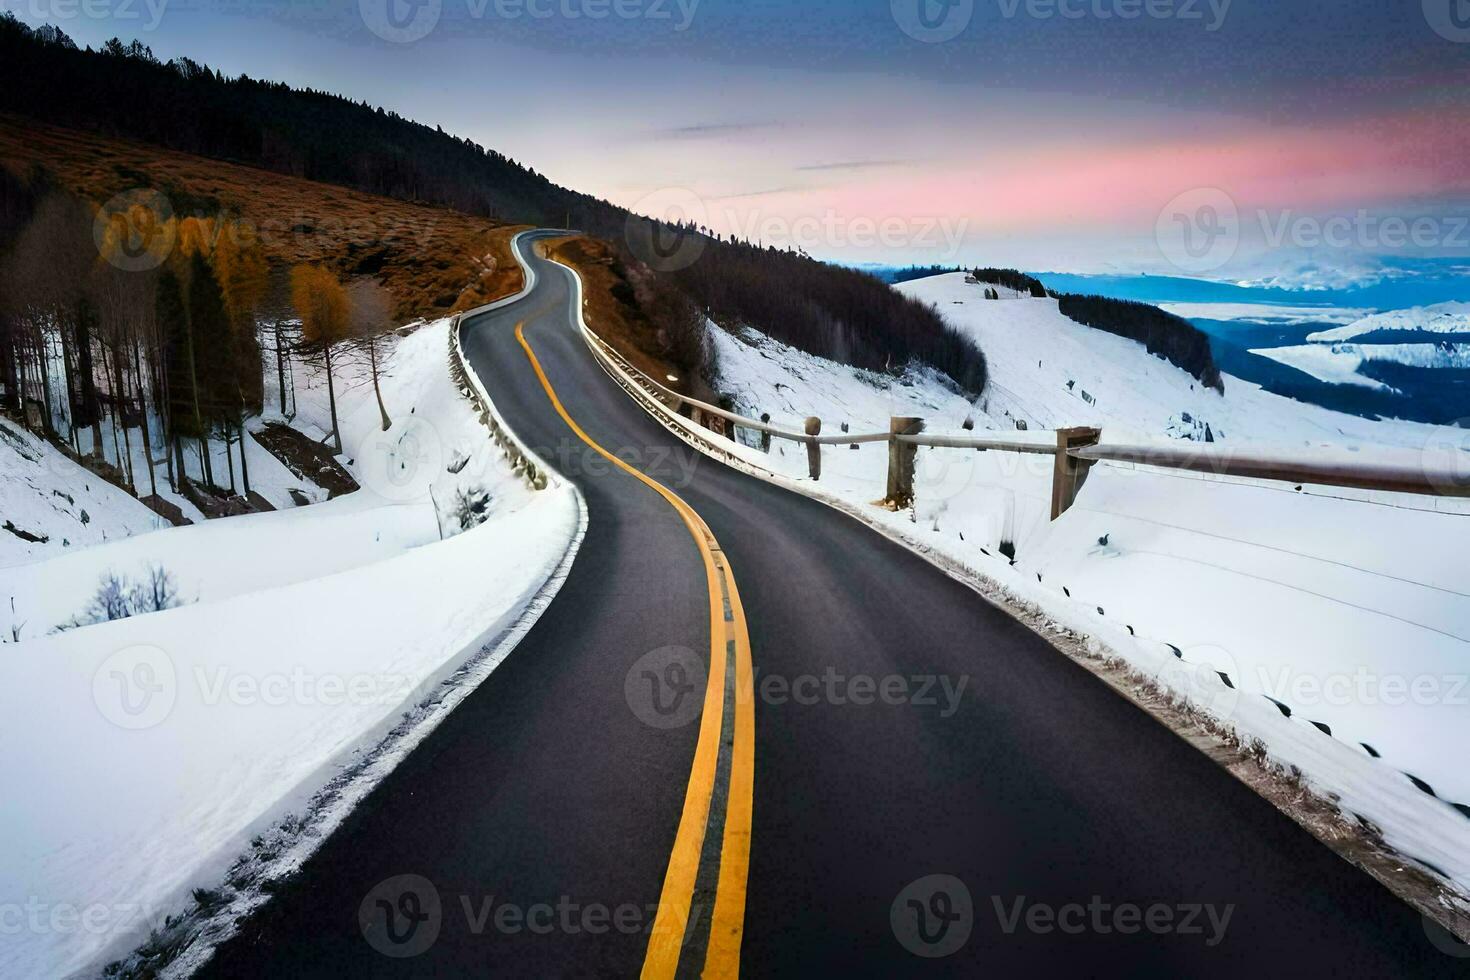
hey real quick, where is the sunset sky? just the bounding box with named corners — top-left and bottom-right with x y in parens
top-left (21, 0), bottom-right (1470, 285)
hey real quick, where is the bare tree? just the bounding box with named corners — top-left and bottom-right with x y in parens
top-left (346, 278), bottom-right (395, 432)
top-left (291, 264), bottom-right (350, 453)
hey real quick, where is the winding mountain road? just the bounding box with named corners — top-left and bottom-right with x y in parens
top-left (200, 231), bottom-right (1461, 977)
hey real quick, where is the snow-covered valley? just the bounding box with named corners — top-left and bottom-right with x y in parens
top-left (1223, 301), bottom-right (1470, 403)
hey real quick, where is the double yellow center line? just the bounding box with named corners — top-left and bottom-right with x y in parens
top-left (514, 322), bottom-right (755, 978)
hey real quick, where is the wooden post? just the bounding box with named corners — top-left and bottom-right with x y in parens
top-left (804, 417), bottom-right (822, 481)
top-left (886, 416), bottom-right (924, 509)
top-left (759, 413), bottom-right (772, 454)
top-left (1051, 426), bottom-right (1101, 520)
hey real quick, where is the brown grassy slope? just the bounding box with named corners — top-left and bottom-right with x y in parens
top-left (0, 113), bottom-right (525, 317)
top-left (540, 235), bottom-right (688, 394)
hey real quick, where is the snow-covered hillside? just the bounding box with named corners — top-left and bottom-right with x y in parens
top-left (0, 319), bottom-right (582, 978)
top-left (1308, 302), bottom-right (1470, 342)
top-left (1253, 342), bottom-right (1470, 393)
top-left (0, 331), bottom-right (345, 568)
top-left (707, 274), bottom-right (1470, 897)
top-left (0, 417), bottom-right (174, 568)
top-left (900, 273), bottom-right (1457, 448)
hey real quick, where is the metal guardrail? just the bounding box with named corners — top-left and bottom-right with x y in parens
top-left (585, 332), bottom-right (1470, 508)
top-left (1073, 443), bottom-right (1470, 499)
top-left (450, 230), bottom-right (561, 493)
top-left (449, 313), bottom-right (550, 491)
top-left (583, 331), bottom-right (894, 445)
top-left (549, 241), bottom-right (1470, 511)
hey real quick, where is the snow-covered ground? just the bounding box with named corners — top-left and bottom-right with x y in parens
top-left (67, 411), bottom-right (309, 518)
top-left (0, 417), bottom-right (175, 569)
top-left (0, 318), bottom-right (582, 978)
top-left (699, 273), bottom-right (1470, 895)
top-left (1252, 342), bottom-right (1470, 392)
top-left (1308, 302), bottom-right (1470, 342)
top-left (1210, 302), bottom-right (1470, 392)
top-left (4, 327), bottom-right (355, 568)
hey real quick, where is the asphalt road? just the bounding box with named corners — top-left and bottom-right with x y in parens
top-left (200, 232), bottom-right (1464, 977)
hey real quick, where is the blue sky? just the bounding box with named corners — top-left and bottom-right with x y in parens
top-left (17, 0), bottom-right (1470, 291)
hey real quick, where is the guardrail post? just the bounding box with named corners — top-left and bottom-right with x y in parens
top-left (886, 416), bottom-right (924, 509)
top-left (804, 417), bottom-right (822, 480)
top-left (759, 413), bottom-right (772, 454)
top-left (1051, 426), bottom-right (1101, 520)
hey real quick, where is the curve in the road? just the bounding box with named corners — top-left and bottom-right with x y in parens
top-left (197, 230), bottom-right (1465, 978)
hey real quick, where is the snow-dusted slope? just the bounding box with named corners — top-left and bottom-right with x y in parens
top-left (898, 273), bottom-right (1452, 448)
top-left (0, 418), bottom-right (177, 567)
top-left (1308, 302), bottom-right (1470, 342)
top-left (1252, 342), bottom-right (1470, 392)
top-left (707, 278), bottom-right (1470, 896)
top-left (0, 319), bottom-right (582, 978)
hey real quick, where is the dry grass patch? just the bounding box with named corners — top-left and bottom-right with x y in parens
top-left (0, 113), bottom-right (524, 319)
top-left (540, 234), bottom-right (686, 392)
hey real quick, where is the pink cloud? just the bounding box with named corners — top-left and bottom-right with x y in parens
top-left (813, 110), bottom-right (1470, 234)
